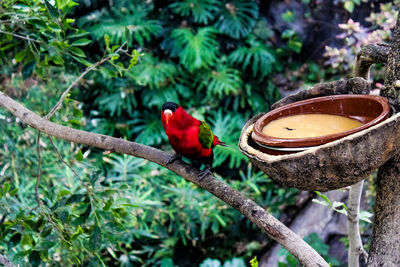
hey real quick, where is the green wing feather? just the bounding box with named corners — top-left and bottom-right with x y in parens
top-left (199, 121), bottom-right (214, 149)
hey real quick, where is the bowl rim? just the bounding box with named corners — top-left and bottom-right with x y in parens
top-left (252, 94), bottom-right (390, 147)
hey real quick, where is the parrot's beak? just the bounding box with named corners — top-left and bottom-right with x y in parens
top-left (164, 110), bottom-right (173, 124)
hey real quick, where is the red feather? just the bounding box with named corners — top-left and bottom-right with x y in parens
top-left (161, 105), bottom-right (224, 163)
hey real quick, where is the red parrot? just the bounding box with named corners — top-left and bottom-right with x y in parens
top-left (161, 102), bottom-right (225, 180)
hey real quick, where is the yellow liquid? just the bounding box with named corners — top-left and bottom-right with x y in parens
top-left (262, 114), bottom-right (363, 138)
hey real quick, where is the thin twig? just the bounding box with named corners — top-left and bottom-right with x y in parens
top-left (44, 41), bottom-right (128, 120)
top-left (47, 135), bottom-right (83, 182)
top-left (0, 253), bottom-right (16, 267)
top-left (47, 135), bottom-right (95, 198)
top-left (35, 131), bottom-right (42, 207)
top-left (0, 29), bottom-right (42, 43)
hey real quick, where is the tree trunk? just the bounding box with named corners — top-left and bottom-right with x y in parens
top-left (368, 13), bottom-right (400, 266)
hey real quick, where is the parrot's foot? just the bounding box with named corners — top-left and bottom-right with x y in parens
top-left (198, 165), bottom-right (212, 181)
top-left (166, 153), bottom-right (182, 165)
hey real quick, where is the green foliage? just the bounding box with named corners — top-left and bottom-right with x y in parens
top-left (215, 0), bottom-right (259, 39)
top-left (198, 63), bottom-right (243, 98)
top-left (200, 257), bottom-right (246, 267)
top-left (229, 38), bottom-right (276, 78)
top-left (281, 29), bottom-right (302, 54)
top-left (208, 110), bottom-right (247, 168)
top-left (169, 27), bottom-right (220, 71)
top-left (313, 191), bottom-right (373, 223)
top-left (169, 0), bottom-right (220, 24)
top-left (0, 0), bottom-right (85, 77)
top-left (250, 256), bottom-right (258, 267)
top-left (78, 1), bottom-right (161, 46)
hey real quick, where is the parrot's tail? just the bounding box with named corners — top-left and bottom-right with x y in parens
top-left (213, 136), bottom-right (228, 147)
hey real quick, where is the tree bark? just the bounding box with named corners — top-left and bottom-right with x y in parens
top-left (368, 13), bottom-right (400, 266)
top-left (0, 91), bottom-right (329, 267)
top-left (347, 180), bottom-right (367, 267)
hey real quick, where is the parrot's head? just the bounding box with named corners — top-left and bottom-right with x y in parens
top-left (161, 102), bottom-right (179, 125)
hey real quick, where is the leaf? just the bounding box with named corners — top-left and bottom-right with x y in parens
top-left (169, 0), bottom-right (220, 24)
top-left (288, 40), bottom-right (302, 53)
top-left (8, 233), bottom-right (21, 248)
top-left (200, 259), bottom-right (221, 267)
top-left (169, 27), bottom-right (219, 71)
top-left (2, 182), bottom-right (10, 193)
top-left (229, 39), bottom-right (276, 78)
top-left (21, 234), bottom-right (33, 248)
top-left (250, 256), bottom-right (258, 267)
top-left (198, 64), bottom-right (242, 98)
top-left (72, 56), bottom-right (92, 67)
top-left (215, 1), bottom-right (258, 39)
top-left (222, 258), bottom-right (246, 267)
top-left (69, 47), bottom-right (86, 57)
top-left (160, 258), bottom-right (176, 267)
top-left (71, 38), bottom-right (92, 46)
top-left (281, 10), bottom-right (295, 23)
top-left (281, 29), bottom-right (296, 39)
top-left (344, 1), bottom-right (355, 13)
top-left (75, 150), bottom-right (84, 161)
top-left (66, 193), bottom-right (85, 204)
top-left (79, 6), bottom-right (161, 47)
top-left (28, 251), bottom-right (41, 266)
top-left (22, 61), bottom-right (36, 79)
top-left (89, 226), bottom-right (102, 251)
top-left (360, 210), bottom-right (373, 223)
top-left (215, 214), bottom-right (226, 227)
top-left (52, 55), bottom-right (65, 65)
top-left (44, 0), bottom-right (60, 20)
top-left (14, 50), bottom-right (26, 62)
top-left (314, 191), bottom-right (331, 206)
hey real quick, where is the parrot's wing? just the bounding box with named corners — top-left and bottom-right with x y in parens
top-left (199, 121), bottom-right (214, 149)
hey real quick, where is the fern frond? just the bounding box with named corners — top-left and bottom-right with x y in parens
top-left (95, 86), bottom-right (137, 117)
top-left (198, 64), bottom-right (242, 98)
top-left (169, 0), bottom-right (221, 24)
top-left (170, 27), bottom-right (219, 71)
top-left (229, 38), bottom-right (276, 78)
top-left (214, 0), bottom-right (258, 39)
top-left (142, 85), bottom-right (180, 108)
top-left (208, 109), bottom-right (248, 168)
top-left (79, 3), bottom-right (161, 46)
top-left (105, 154), bottom-right (146, 182)
top-left (128, 111), bottom-right (166, 146)
top-left (129, 54), bottom-right (179, 90)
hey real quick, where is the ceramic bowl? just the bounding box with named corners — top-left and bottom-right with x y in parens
top-left (251, 95), bottom-right (390, 149)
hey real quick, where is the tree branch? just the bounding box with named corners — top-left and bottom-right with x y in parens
top-left (0, 29), bottom-right (42, 44)
top-left (0, 253), bottom-right (16, 267)
top-left (0, 91), bottom-right (329, 267)
top-left (347, 180), bottom-right (368, 267)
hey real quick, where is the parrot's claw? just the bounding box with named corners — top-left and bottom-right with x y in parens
top-left (198, 165), bottom-right (212, 181)
top-left (166, 153), bottom-right (182, 165)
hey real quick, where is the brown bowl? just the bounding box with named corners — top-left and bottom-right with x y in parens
top-left (252, 95), bottom-right (390, 148)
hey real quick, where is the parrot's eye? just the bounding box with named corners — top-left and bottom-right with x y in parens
top-left (164, 109), bottom-right (173, 116)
